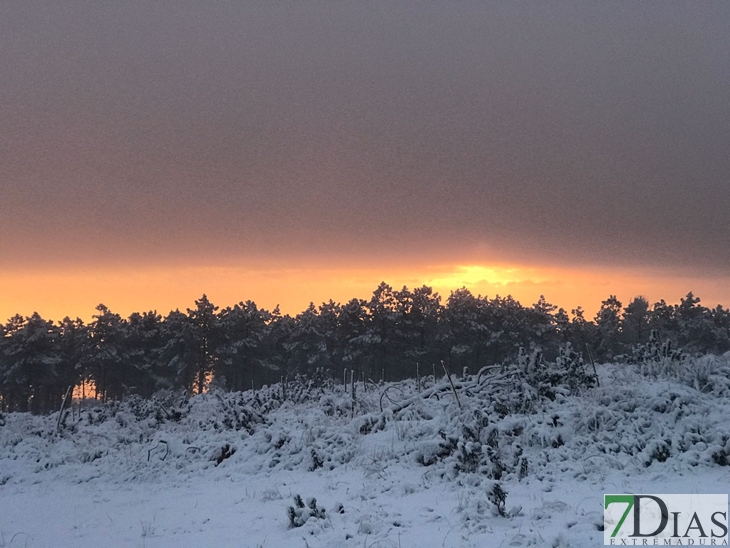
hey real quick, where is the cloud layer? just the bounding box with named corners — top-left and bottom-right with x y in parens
top-left (2, 2), bottom-right (728, 274)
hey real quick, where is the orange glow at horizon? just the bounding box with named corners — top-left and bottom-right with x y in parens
top-left (2, 262), bottom-right (729, 324)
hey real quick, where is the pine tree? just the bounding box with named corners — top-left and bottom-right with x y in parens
top-left (216, 301), bottom-right (272, 391)
top-left (568, 307), bottom-right (596, 356)
top-left (594, 296), bottom-right (623, 361)
top-left (529, 295), bottom-right (559, 358)
top-left (339, 298), bottom-right (368, 379)
top-left (159, 309), bottom-right (199, 394)
top-left (186, 295), bottom-right (221, 394)
top-left (125, 311), bottom-right (165, 397)
top-left (675, 292), bottom-right (715, 353)
top-left (57, 317), bottom-right (88, 402)
top-left (442, 288), bottom-right (482, 371)
top-left (621, 296), bottom-right (650, 348)
top-left (395, 285), bottom-right (443, 375)
top-left (365, 282), bottom-right (398, 381)
top-left (647, 299), bottom-right (678, 342)
top-left (1, 313), bottom-right (61, 413)
top-left (85, 305), bottom-right (127, 402)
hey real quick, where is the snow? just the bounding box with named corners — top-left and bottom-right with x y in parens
top-left (1, 357), bottom-right (729, 547)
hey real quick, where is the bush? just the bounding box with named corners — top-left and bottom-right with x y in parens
top-left (287, 495), bottom-right (326, 528)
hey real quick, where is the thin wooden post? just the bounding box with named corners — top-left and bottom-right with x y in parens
top-left (350, 370), bottom-right (356, 418)
top-left (56, 385), bottom-right (72, 433)
top-left (441, 361), bottom-right (461, 409)
top-left (585, 344), bottom-right (600, 387)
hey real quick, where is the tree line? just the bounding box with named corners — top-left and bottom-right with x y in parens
top-left (1, 283), bottom-right (728, 414)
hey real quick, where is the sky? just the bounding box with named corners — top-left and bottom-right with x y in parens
top-left (1, 2), bottom-right (729, 322)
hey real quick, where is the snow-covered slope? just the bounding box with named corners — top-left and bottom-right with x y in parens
top-left (1, 356), bottom-right (729, 547)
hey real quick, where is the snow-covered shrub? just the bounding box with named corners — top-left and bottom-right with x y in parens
top-left (453, 411), bottom-right (492, 475)
top-left (630, 329), bottom-right (685, 367)
top-left (282, 370), bottom-right (336, 405)
top-left (319, 393), bottom-right (352, 417)
top-left (214, 393), bottom-right (264, 434)
top-left (710, 436), bottom-right (730, 466)
top-left (414, 438), bottom-right (455, 466)
top-left (518, 456), bottom-right (528, 479)
top-left (456, 427), bottom-right (483, 474)
top-left (309, 448), bottom-right (323, 471)
top-left (526, 345), bottom-right (596, 401)
top-left (355, 413), bottom-right (387, 435)
top-left (487, 482), bottom-right (508, 517)
top-left (211, 443), bottom-right (236, 466)
top-left (85, 404), bottom-right (117, 426)
top-left (287, 495), bottom-right (326, 528)
top-left (640, 439), bottom-right (672, 467)
top-left (629, 341), bottom-right (730, 396)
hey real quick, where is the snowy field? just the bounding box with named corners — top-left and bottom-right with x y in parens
top-left (2, 357), bottom-right (730, 548)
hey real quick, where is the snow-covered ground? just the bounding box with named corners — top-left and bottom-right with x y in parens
top-left (2, 357), bottom-right (730, 547)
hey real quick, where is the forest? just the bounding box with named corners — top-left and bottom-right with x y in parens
top-left (1, 282), bottom-right (729, 414)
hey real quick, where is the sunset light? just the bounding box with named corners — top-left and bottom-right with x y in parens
top-left (425, 264), bottom-right (529, 288)
top-left (2, 261), bottom-right (728, 323)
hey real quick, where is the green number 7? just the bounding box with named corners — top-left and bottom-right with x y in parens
top-left (605, 495), bottom-right (634, 538)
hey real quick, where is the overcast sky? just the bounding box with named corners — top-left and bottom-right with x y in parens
top-left (1, 2), bottom-right (729, 317)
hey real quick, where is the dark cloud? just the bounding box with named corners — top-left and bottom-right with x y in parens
top-left (1, 2), bottom-right (728, 271)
